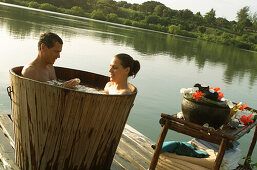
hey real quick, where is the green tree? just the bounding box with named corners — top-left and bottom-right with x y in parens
top-left (168, 24), bottom-right (180, 34)
top-left (39, 3), bottom-right (58, 12)
top-left (232, 24), bottom-right (243, 34)
top-left (204, 8), bottom-right (216, 26)
top-left (70, 6), bottom-right (84, 16)
top-left (28, 1), bottom-right (40, 8)
top-left (237, 6), bottom-right (250, 23)
top-left (91, 9), bottom-right (106, 20)
top-left (131, 12), bottom-right (145, 21)
top-left (216, 17), bottom-right (230, 28)
top-left (250, 12), bottom-right (257, 31)
top-left (177, 9), bottom-right (194, 20)
top-left (198, 26), bottom-right (206, 33)
top-left (145, 15), bottom-right (160, 24)
top-left (153, 4), bottom-right (166, 16)
top-left (95, 0), bottom-right (117, 14)
top-left (139, 1), bottom-right (164, 14)
top-left (117, 1), bottom-right (131, 8)
top-left (236, 6), bottom-right (252, 29)
top-left (159, 17), bottom-right (170, 26)
top-left (163, 8), bottom-right (177, 18)
top-left (129, 3), bottom-right (140, 11)
top-left (106, 13), bottom-right (118, 22)
top-left (193, 12), bottom-right (204, 25)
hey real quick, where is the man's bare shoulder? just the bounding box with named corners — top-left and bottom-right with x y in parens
top-left (21, 64), bottom-right (39, 80)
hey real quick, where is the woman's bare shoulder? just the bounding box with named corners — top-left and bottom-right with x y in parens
top-left (104, 81), bottom-right (112, 94)
top-left (105, 81), bottom-right (113, 87)
top-left (128, 83), bottom-right (136, 93)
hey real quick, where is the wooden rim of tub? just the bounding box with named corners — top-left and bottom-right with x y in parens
top-left (9, 66), bottom-right (137, 96)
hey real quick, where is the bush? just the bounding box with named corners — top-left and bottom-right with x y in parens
top-left (70, 6), bottom-right (84, 16)
top-left (131, 21), bottom-right (148, 29)
top-left (145, 15), bottom-right (160, 24)
top-left (91, 10), bottom-right (106, 21)
top-left (2, 0), bottom-right (13, 3)
top-left (107, 13), bottom-right (118, 22)
top-left (168, 25), bottom-right (180, 34)
top-left (248, 34), bottom-right (257, 44)
top-left (58, 8), bottom-right (67, 14)
top-left (254, 44), bottom-right (257, 51)
top-left (122, 19), bottom-right (132, 26)
top-left (39, 3), bottom-right (58, 12)
top-left (241, 33), bottom-right (250, 42)
top-left (178, 30), bottom-right (197, 38)
top-left (198, 26), bottom-right (206, 33)
top-left (28, 1), bottom-right (40, 8)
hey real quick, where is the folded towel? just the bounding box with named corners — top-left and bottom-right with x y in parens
top-left (156, 148), bottom-right (225, 170)
top-left (153, 141), bottom-right (209, 158)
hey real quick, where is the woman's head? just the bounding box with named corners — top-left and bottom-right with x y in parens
top-left (109, 53), bottom-right (140, 82)
top-left (115, 53), bottom-right (140, 77)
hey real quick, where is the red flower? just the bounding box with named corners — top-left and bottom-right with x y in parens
top-left (212, 87), bottom-right (221, 92)
top-left (238, 103), bottom-right (248, 110)
top-left (218, 92), bottom-right (224, 100)
top-left (240, 115), bottom-right (254, 125)
top-left (210, 87), bottom-right (224, 100)
top-left (192, 91), bottom-right (203, 101)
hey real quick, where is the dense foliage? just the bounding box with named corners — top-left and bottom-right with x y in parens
top-left (1, 0), bottom-right (257, 51)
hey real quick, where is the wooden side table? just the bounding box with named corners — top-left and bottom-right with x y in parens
top-left (150, 113), bottom-right (257, 170)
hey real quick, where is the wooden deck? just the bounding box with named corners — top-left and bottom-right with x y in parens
top-left (0, 114), bottom-right (154, 170)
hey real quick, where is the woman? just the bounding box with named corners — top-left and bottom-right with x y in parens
top-left (104, 53), bottom-right (140, 95)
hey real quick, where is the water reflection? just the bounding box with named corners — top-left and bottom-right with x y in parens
top-left (1, 3), bottom-right (257, 86)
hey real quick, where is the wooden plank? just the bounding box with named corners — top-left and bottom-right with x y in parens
top-left (0, 126), bottom-right (19, 170)
top-left (122, 125), bottom-right (154, 159)
top-left (113, 124), bottom-right (154, 170)
top-left (221, 121), bottom-right (257, 140)
top-left (0, 115), bottom-right (14, 148)
top-left (116, 137), bottom-right (148, 169)
top-left (161, 114), bottom-right (235, 140)
top-left (159, 118), bottom-right (222, 145)
top-left (110, 159), bottom-right (125, 170)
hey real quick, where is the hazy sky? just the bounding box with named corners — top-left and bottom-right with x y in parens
top-left (116, 0), bottom-right (257, 21)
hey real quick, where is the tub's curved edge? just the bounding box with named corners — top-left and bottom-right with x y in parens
top-left (9, 66), bottom-right (137, 97)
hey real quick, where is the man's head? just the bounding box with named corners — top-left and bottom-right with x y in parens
top-left (38, 32), bottom-right (63, 50)
top-left (38, 32), bottom-right (63, 65)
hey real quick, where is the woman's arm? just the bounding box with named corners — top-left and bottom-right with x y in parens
top-left (61, 78), bottom-right (80, 88)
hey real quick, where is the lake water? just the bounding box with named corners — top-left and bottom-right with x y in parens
top-left (0, 2), bottom-right (257, 163)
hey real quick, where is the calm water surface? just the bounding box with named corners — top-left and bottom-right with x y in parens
top-left (0, 2), bottom-right (257, 162)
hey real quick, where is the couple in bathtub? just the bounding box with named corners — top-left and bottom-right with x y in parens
top-left (21, 32), bottom-right (140, 95)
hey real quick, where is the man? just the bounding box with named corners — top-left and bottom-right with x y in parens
top-left (22, 32), bottom-right (63, 82)
top-left (22, 32), bottom-right (79, 88)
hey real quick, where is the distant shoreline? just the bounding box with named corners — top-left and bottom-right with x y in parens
top-left (0, 1), bottom-right (256, 52)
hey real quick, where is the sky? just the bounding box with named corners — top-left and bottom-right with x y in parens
top-left (116, 0), bottom-right (257, 21)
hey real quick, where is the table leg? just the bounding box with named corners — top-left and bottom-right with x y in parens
top-left (244, 125), bottom-right (257, 166)
top-left (149, 121), bottom-right (169, 170)
top-left (213, 138), bottom-right (227, 170)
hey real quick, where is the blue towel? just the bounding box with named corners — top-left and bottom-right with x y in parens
top-left (153, 141), bottom-right (209, 158)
